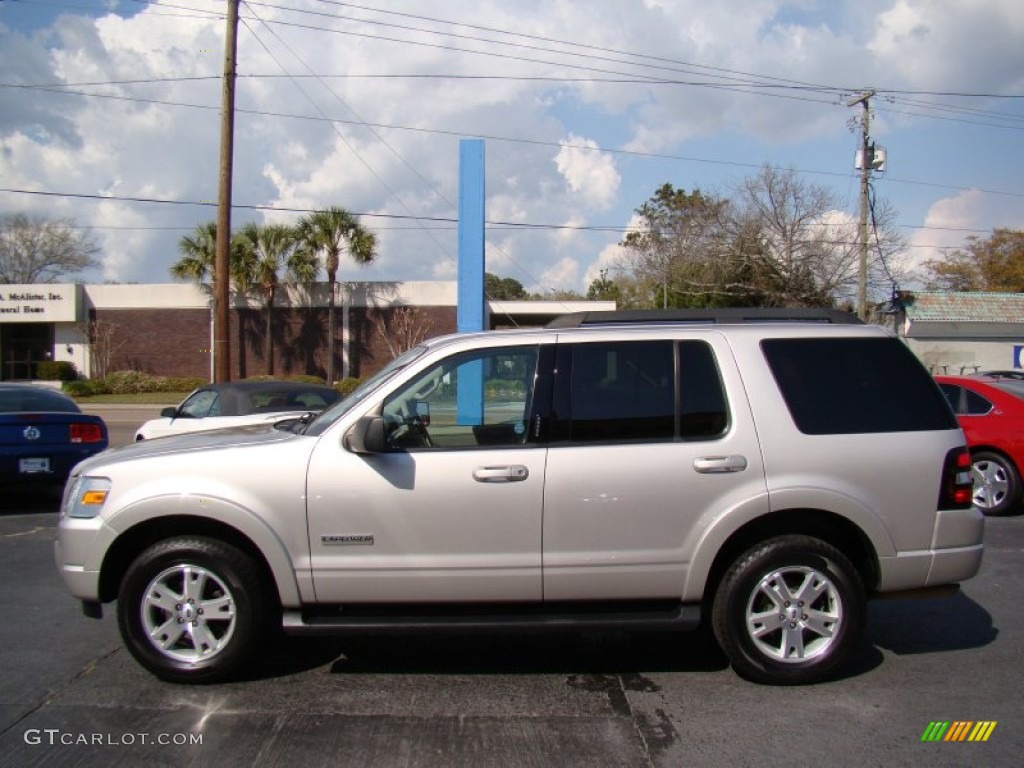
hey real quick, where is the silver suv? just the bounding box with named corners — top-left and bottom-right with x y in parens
top-left (55, 309), bottom-right (984, 685)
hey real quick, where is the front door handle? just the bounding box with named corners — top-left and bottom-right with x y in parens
top-left (473, 465), bottom-right (529, 483)
top-left (693, 455), bottom-right (748, 474)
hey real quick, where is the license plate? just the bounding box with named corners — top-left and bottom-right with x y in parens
top-left (19, 458), bottom-right (51, 474)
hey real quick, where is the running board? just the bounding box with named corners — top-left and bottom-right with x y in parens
top-left (282, 601), bottom-right (701, 636)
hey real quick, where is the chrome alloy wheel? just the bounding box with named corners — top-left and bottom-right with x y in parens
top-left (971, 458), bottom-right (1009, 511)
top-left (745, 566), bottom-right (842, 663)
top-left (140, 564), bottom-right (236, 663)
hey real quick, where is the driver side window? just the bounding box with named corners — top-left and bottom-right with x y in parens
top-left (381, 345), bottom-right (539, 450)
top-left (178, 389), bottom-right (219, 419)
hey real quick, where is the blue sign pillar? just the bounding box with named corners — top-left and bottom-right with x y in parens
top-left (457, 139), bottom-right (485, 425)
top-left (458, 139), bottom-right (485, 333)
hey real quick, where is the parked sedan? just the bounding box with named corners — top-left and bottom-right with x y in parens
top-left (0, 384), bottom-right (108, 487)
top-left (936, 374), bottom-right (1024, 516)
top-left (134, 381), bottom-right (341, 441)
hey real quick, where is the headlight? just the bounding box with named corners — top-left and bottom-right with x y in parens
top-left (66, 477), bottom-right (112, 519)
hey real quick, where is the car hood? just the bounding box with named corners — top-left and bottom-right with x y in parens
top-left (72, 423), bottom-right (302, 475)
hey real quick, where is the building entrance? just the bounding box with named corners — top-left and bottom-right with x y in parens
top-left (1, 323), bottom-right (54, 380)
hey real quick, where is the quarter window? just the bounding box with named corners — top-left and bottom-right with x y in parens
top-left (763, 337), bottom-right (958, 434)
top-left (939, 383), bottom-right (993, 416)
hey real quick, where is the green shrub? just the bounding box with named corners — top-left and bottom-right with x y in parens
top-left (334, 377), bottom-right (364, 397)
top-left (63, 379), bottom-right (105, 396)
top-left (36, 361), bottom-right (79, 381)
top-left (100, 371), bottom-right (209, 394)
top-left (245, 374), bottom-right (327, 385)
top-left (167, 377), bottom-right (207, 392)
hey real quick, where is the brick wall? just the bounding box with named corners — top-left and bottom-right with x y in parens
top-left (92, 305), bottom-right (458, 382)
top-left (94, 308), bottom-right (210, 378)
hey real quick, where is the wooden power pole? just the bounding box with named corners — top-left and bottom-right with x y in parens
top-left (847, 90), bottom-right (875, 321)
top-left (214, 0), bottom-right (240, 382)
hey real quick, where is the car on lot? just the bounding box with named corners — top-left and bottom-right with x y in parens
top-left (977, 370), bottom-right (1024, 380)
top-left (55, 309), bottom-right (983, 686)
top-left (134, 380), bottom-right (341, 440)
top-left (935, 374), bottom-right (1024, 516)
top-left (1, 384), bottom-right (108, 487)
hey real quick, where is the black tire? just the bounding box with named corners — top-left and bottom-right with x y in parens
top-left (117, 536), bottom-right (273, 684)
top-left (971, 451), bottom-right (1022, 517)
top-left (711, 535), bottom-right (865, 685)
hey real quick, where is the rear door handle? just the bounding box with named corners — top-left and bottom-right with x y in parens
top-left (473, 465), bottom-right (529, 483)
top-left (693, 455), bottom-right (748, 474)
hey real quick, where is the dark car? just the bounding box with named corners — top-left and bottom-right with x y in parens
top-left (0, 384), bottom-right (109, 487)
top-left (135, 380), bottom-right (341, 440)
top-left (977, 370), bottom-right (1024, 380)
top-left (936, 374), bottom-right (1024, 516)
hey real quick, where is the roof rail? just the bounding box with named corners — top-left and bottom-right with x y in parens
top-left (546, 308), bottom-right (863, 328)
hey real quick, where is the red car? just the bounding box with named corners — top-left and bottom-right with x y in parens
top-left (935, 374), bottom-right (1024, 516)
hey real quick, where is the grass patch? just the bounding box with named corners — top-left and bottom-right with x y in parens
top-left (70, 392), bottom-right (190, 404)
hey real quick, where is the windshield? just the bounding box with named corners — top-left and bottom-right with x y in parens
top-left (303, 345), bottom-right (429, 436)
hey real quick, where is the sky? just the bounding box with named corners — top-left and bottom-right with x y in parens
top-left (1, 0), bottom-right (1022, 301)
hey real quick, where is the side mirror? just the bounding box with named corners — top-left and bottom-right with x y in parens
top-left (160, 407), bottom-right (177, 418)
top-left (414, 400), bottom-right (431, 427)
top-left (344, 415), bottom-right (386, 455)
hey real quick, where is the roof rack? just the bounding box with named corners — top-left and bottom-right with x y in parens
top-left (546, 308), bottom-right (863, 328)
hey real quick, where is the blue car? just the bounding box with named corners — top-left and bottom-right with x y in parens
top-left (0, 384), bottom-right (108, 487)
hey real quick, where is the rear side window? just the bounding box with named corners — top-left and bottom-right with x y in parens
top-left (939, 383), bottom-right (994, 416)
top-left (762, 337), bottom-right (958, 434)
top-left (553, 340), bottom-right (728, 443)
top-left (567, 341), bottom-right (675, 442)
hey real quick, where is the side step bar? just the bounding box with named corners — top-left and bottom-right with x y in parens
top-left (282, 601), bottom-right (701, 637)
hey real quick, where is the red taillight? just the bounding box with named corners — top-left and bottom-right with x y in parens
top-left (70, 423), bottom-right (104, 444)
top-left (940, 447), bottom-right (974, 509)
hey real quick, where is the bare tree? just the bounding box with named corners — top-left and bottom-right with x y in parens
top-left (77, 319), bottom-right (124, 380)
top-left (0, 214), bottom-right (99, 283)
top-left (729, 165), bottom-right (907, 307)
top-left (376, 306), bottom-right (433, 359)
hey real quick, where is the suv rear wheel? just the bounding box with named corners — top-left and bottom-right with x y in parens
top-left (117, 537), bottom-right (273, 683)
top-left (712, 535), bottom-right (865, 685)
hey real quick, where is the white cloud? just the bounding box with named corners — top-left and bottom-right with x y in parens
top-left (870, 0), bottom-right (1024, 91)
top-left (555, 135), bottom-right (621, 210)
top-left (0, 0), bottom-right (1020, 299)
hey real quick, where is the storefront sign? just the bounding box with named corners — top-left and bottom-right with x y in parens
top-left (0, 284), bottom-right (80, 323)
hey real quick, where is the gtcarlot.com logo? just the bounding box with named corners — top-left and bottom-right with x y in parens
top-left (921, 721), bottom-right (997, 743)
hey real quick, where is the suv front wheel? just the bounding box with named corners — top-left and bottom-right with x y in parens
top-left (117, 536), bottom-right (273, 683)
top-left (711, 535), bottom-right (865, 685)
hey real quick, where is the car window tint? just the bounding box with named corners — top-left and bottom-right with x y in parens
top-left (679, 341), bottom-right (728, 440)
top-left (381, 345), bottom-right (539, 450)
top-left (178, 390), bottom-right (219, 419)
top-left (763, 337), bottom-right (958, 434)
top-left (0, 388), bottom-right (80, 413)
top-left (568, 341), bottom-right (674, 442)
top-left (937, 383), bottom-right (962, 413)
top-left (964, 389), bottom-right (993, 415)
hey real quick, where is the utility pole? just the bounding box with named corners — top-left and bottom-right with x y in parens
top-left (847, 90), bottom-right (874, 321)
top-left (213, 0), bottom-right (239, 382)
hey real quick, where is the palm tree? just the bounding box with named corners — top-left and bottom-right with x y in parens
top-left (295, 207), bottom-right (377, 383)
top-left (236, 222), bottom-right (317, 375)
top-left (171, 222), bottom-right (219, 284)
top-left (171, 221), bottom-right (251, 377)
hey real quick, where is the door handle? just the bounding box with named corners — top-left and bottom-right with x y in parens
top-left (473, 465), bottom-right (529, 483)
top-left (693, 455), bottom-right (748, 473)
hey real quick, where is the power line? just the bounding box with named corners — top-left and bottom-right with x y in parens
top-left (0, 187), bottom-right (1000, 245)
top-left (10, 81), bottom-right (1023, 201)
